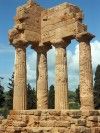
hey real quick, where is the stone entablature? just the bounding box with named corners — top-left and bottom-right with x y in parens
top-left (41, 3), bottom-right (86, 43)
top-left (9, 1), bottom-right (87, 45)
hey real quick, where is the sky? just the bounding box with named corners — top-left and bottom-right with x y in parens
top-left (0, 0), bottom-right (100, 90)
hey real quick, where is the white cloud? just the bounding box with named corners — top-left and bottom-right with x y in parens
top-left (67, 44), bottom-right (79, 90)
top-left (27, 50), bottom-right (37, 87)
top-left (48, 46), bottom-right (56, 86)
top-left (27, 40), bottom-right (100, 90)
top-left (91, 40), bottom-right (100, 74)
top-left (0, 44), bottom-right (14, 53)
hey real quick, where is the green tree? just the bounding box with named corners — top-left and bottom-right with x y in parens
top-left (68, 88), bottom-right (80, 109)
top-left (27, 83), bottom-right (36, 109)
top-left (6, 73), bottom-right (14, 110)
top-left (68, 90), bottom-right (76, 102)
top-left (0, 77), bottom-right (8, 118)
top-left (94, 64), bottom-right (100, 109)
top-left (48, 85), bottom-right (55, 109)
top-left (75, 85), bottom-right (80, 104)
top-left (0, 77), bottom-right (5, 108)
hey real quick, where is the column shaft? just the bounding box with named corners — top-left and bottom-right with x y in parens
top-left (36, 50), bottom-right (48, 109)
top-left (79, 41), bottom-right (94, 110)
top-left (13, 46), bottom-right (27, 110)
top-left (55, 44), bottom-right (69, 109)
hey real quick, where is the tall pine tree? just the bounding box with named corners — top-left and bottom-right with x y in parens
top-left (6, 73), bottom-right (14, 110)
top-left (94, 65), bottom-right (100, 109)
top-left (48, 85), bottom-right (55, 109)
top-left (0, 77), bottom-right (5, 108)
top-left (27, 83), bottom-right (36, 109)
top-left (75, 85), bottom-right (80, 104)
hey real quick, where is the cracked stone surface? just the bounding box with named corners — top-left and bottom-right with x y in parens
top-left (0, 110), bottom-right (100, 133)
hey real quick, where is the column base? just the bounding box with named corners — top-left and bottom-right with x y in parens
top-left (0, 110), bottom-right (100, 133)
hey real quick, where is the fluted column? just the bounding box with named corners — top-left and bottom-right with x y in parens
top-left (35, 45), bottom-right (51, 109)
top-left (13, 45), bottom-right (27, 110)
top-left (53, 39), bottom-right (70, 109)
top-left (76, 32), bottom-right (95, 110)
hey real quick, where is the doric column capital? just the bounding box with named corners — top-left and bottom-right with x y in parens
top-left (32, 42), bottom-right (52, 53)
top-left (9, 28), bottom-right (28, 48)
top-left (13, 43), bottom-right (27, 50)
top-left (76, 32), bottom-right (95, 43)
top-left (8, 28), bottom-right (19, 43)
top-left (51, 38), bottom-right (71, 48)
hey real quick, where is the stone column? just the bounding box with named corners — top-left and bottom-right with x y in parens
top-left (76, 32), bottom-right (95, 110)
top-left (53, 39), bottom-right (70, 109)
top-left (35, 45), bottom-right (51, 109)
top-left (13, 44), bottom-right (27, 110)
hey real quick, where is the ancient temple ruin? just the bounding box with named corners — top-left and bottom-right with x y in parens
top-left (0, 0), bottom-right (100, 132)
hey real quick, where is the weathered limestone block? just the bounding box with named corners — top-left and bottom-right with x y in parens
top-left (91, 127), bottom-right (100, 133)
top-left (13, 121), bottom-right (27, 127)
top-left (14, 0), bottom-right (44, 43)
top-left (88, 116), bottom-right (98, 122)
top-left (41, 3), bottom-right (82, 28)
top-left (76, 119), bottom-right (86, 126)
top-left (41, 3), bottom-right (87, 43)
top-left (39, 120), bottom-right (55, 127)
top-left (25, 127), bottom-right (53, 133)
top-left (2, 110), bottom-right (100, 133)
top-left (28, 115), bottom-right (40, 127)
top-left (9, 1), bottom-right (87, 44)
top-left (68, 110), bottom-right (81, 118)
top-left (76, 32), bottom-right (95, 110)
top-left (41, 22), bottom-right (87, 43)
top-left (0, 118), bottom-right (7, 133)
top-left (55, 121), bottom-right (71, 127)
top-left (52, 39), bottom-right (70, 109)
top-left (9, 28), bottom-right (27, 45)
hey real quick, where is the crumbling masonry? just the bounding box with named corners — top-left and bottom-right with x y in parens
top-left (0, 0), bottom-right (100, 132)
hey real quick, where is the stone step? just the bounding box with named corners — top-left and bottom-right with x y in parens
top-left (22, 127), bottom-right (68, 133)
top-left (24, 127), bottom-right (53, 132)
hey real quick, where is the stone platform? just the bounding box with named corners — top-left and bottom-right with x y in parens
top-left (0, 110), bottom-right (100, 133)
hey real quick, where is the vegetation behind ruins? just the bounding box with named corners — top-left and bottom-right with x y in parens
top-left (0, 64), bottom-right (100, 118)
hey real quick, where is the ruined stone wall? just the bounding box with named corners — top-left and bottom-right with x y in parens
top-left (0, 116), bottom-right (7, 133)
top-left (10, 2), bottom-right (87, 45)
top-left (13, 1), bottom-right (44, 44)
top-left (41, 3), bottom-right (87, 43)
top-left (0, 110), bottom-right (100, 133)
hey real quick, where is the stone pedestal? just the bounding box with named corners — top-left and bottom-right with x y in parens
top-left (77, 32), bottom-right (95, 110)
top-left (1, 110), bottom-right (100, 133)
top-left (53, 40), bottom-right (70, 109)
top-left (13, 45), bottom-right (27, 110)
top-left (35, 45), bottom-right (51, 109)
